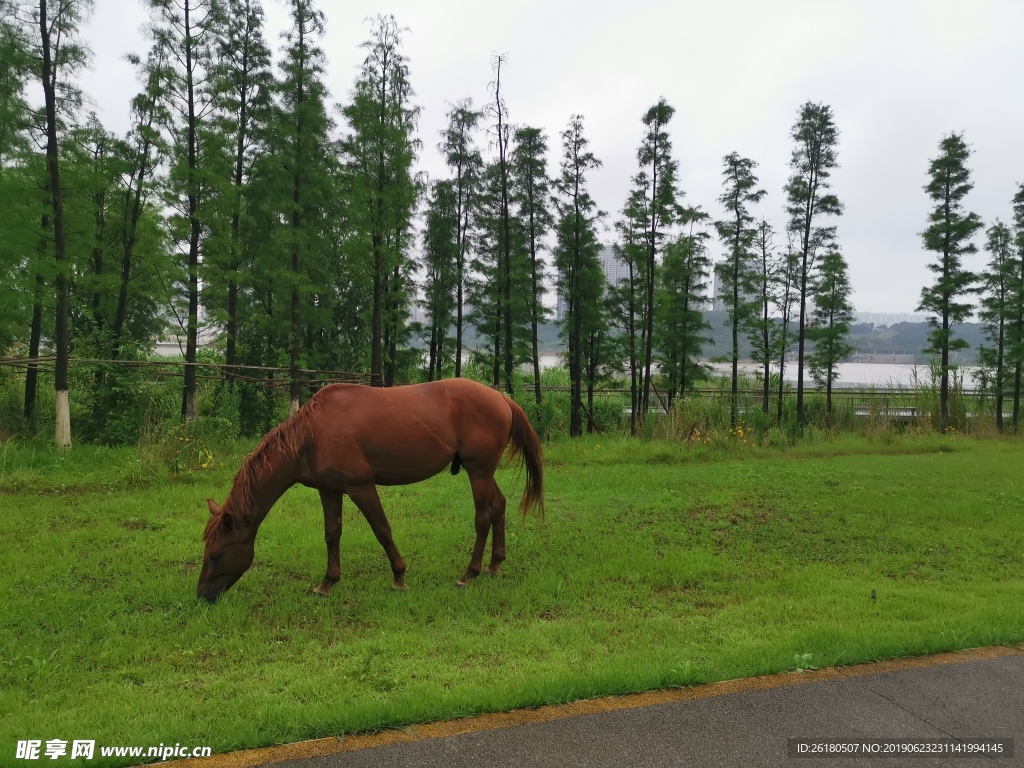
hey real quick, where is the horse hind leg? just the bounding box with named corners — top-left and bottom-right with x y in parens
top-left (348, 485), bottom-right (408, 591)
top-left (486, 482), bottom-right (506, 576)
top-left (458, 475), bottom-right (504, 587)
top-left (313, 489), bottom-right (343, 596)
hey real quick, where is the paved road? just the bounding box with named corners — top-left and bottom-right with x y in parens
top-left (265, 653), bottom-right (1021, 768)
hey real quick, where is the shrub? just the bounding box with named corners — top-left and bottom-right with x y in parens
top-left (148, 416), bottom-right (236, 476)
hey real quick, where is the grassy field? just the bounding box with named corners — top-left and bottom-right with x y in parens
top-left (1, 435), bottom-right (1023, 765)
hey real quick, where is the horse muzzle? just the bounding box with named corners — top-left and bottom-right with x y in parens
top-left (196, 584), bottom-right (224, 603)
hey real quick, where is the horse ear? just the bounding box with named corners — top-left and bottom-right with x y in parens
top-left (207, 498), bottom-right (222, 516)
top-left (219, 512), bottom-right (234, 533)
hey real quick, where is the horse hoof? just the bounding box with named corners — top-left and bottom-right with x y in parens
top-left (391, 582), bottom-right (408, 592)
top-left (311, 587), bottom-right (329, 597)
top-left (455, 580), bottom-right (468, 589)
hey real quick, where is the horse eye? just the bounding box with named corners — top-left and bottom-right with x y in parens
top-left (209, 553), bottom-right (221, 562)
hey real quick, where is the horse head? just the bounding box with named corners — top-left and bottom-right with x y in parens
top-left (196, 498), bottom-right (256, 603)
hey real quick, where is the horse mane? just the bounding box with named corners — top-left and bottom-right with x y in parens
top-left (204, 392), bottom-right (326, 543)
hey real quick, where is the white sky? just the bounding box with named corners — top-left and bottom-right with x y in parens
top-left (79, 0), bottom-right (1024, 314)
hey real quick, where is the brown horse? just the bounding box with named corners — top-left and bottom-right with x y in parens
top-left (196, 378), bottom-right (544, 602)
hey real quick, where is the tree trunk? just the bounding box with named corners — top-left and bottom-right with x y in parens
top-left (428, 321), bottom-right (437, 381)
top-left (761, 278), bottom-right (770, 414)
top-left (370, 224), bottom-right (383, 385)
top-left (586, 329), bottom-right (598, 433)
top-left (569, 296), bottom-right (582, 437)
top-left (38, 0), bottom-right (71, 449)
top-left (642, 171), bottom-right (657, 425)
top-left (796, 275), bottom-right (807, 428)
top-left (570, 173), bottom-right (583, 437)
top-left (826, 372), bottom-right (833, 426)
top-left (290, 232), bottom-right (301, 414)
top-left (628, 271), bottom-right (638, 436)
top-left (386, 261), bottom-right (399, 386)
top-left (679, 320), bottom-right (687, 400)
top-left (455, 274), bottom-right (463, 378)
top-left (995, 319), bottom-right (1004, 431)
top-left (492, 307), bottom-right (501, 388)
top-left (495, 60), bottom-right (514, 395)
top-left (730, 254), bottom-right (740, 428)
top-left (1013, 299), bottom-right (1024, 433)
top-left (180, 0), bottom-right (200, 422)
top-left (1012, 361), bottom-right (1021, 434)
top-left (225, 145), bottom-right (246, 388)
top-left (939, 306), bottom-right (950, 433)
top-left (111, 112), bottom-right (155, 359)
top-left (89, 139), bottom-right (108, 343)
top-left (24, 198), bottom-right (49, 431)
top-left (530, 296), bottom-right (541, 416)
top-left (455, 174), bottom-right (466, 379)
top-left (522, 167), bottom-right (542, 417)
top-left (777, 338), bottom-right (787, 425)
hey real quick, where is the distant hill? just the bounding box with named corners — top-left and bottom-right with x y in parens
top-left (701, 312), bottom-right (984, 364)
top-left (845, 321), bottom-right (983, 363)
top-left (418, 313), bottom-right (986, 364)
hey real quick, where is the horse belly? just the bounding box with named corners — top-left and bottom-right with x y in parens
top-left (363, 430), bottom-right (456, 486)
top-left (373, 470), bottom-right (444, 486)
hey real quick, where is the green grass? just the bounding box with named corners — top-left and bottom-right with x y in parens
top-left (1, 436), bottom-right (1023, 765)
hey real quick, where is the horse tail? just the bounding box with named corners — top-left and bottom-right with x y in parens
top-left (505, 396), bottom-right (545, 521)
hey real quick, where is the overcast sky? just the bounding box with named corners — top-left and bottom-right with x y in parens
top-left (78, 0), bottom-right (1024, 315)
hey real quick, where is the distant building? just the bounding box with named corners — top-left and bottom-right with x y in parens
top-left (712, 259), bottom-right (760, 312)
top-left (555, 293), bottom-right (569, 323)
top-left (712, 266), bottom-right (726, 312)
top-left (854, 311), bottom-right (927, 326)
top-left (556, 245), bottom-right (725, 319)
top-left (848, 353), bottom-right (917, 364)
top-left (407, 296), bottom-right (428, 325)
top-left (154, 307), bottom-right (220, 357)
top-left (599, 245), bottom-right (631, 286)
top-left (556, 245), bottom-right (627, 321)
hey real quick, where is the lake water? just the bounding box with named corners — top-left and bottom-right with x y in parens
top-left (537, 353), bottom-right (978, 389)
top-left (706, 362), bottom-right (980, 389)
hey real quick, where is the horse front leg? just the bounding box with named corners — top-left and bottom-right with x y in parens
top-left (348, 485), bottom-right (408, 591)
top-left (313, 489), bottom-right (343, 596)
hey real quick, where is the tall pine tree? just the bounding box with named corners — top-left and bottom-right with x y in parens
top-left (144, 0), bottom-right (215, 420)
top-left (656, 213), bottom-right (712, 407)
top-left (637, 99), bottom-right (681, 424)
top-left (715, 152), bottom-right (765, 426)
top-left (1007, 183), bottom-right (1024, 431)
top-left (438, 100), bottom-right (482, 379)
top-left (421, 179), bottom-right (459, 380)
top-left (774, 238), bottom-right (801, 424)
top-left (784, 101), bottom-right (842, 427)
top-left (342, 14), bottom-right (419, 386)
top-left (553, 115), bottom-right (602, 437)
top-left (747, 219), bottom-right (780, 415)
top-left (609, 178), bottom-right (650, 434)
top-left (806, 248), bottom-right (855, 420)
top-left (977, 221), bottom-right (1014, 430)
top-left (26, 0), bottom-right (93, 446)
top-left (275, 0), bottom-right (333, 411)
top-left (917, 133), bottom-right (982, 433)
top-left (509, 125), bottom-right (552, 414)
top-left (489, 54), bottom-right (514, 394)
top-left (205, 0), bottom-right (273, 387)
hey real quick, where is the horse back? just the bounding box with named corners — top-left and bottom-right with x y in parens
top-left (308, 380), bottom-right (511, 485)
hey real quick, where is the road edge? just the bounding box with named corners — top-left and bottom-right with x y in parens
top-left (159, 643), bottom-right (1024, 768)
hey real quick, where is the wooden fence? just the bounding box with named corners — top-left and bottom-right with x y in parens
top-left (0, 356), bottom-right (370, 389)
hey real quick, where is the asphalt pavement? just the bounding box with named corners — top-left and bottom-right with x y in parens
top-left (174, 645), bottom-right (1023, 768)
